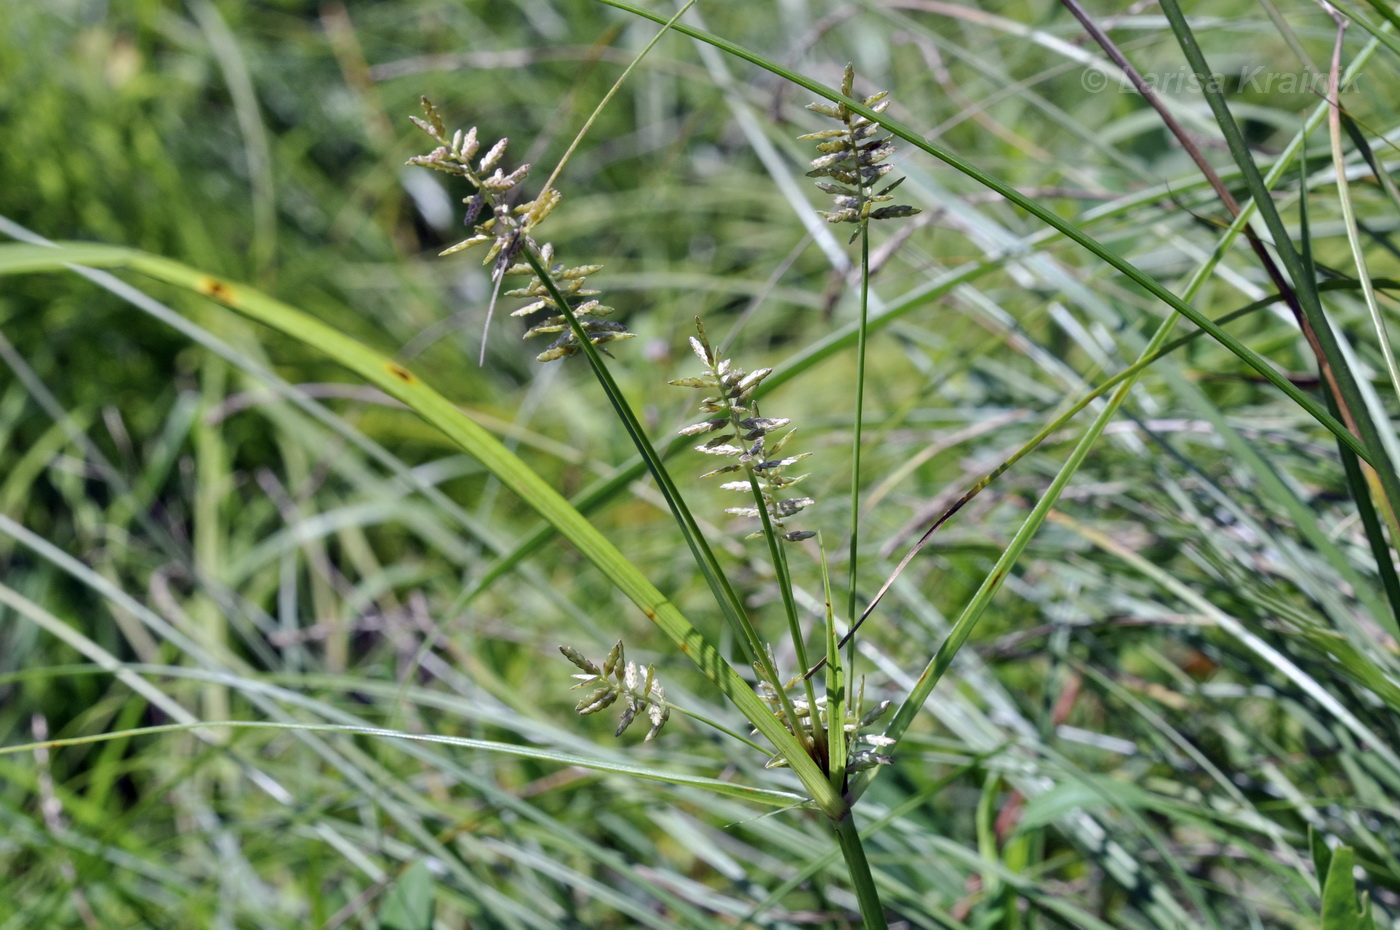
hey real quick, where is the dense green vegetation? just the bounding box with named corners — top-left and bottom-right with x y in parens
top-left (2, 0), bottom-right (1399, 926)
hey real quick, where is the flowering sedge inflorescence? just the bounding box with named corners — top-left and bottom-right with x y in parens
top-left (560, 641), bottom-right (670, 741)
top-left (406, 97), bottom-right (633, 362)
top-left (670, 321), bottom-right (815, 542)
top-left (800, 65), bottom-right (919, 243)
top-left (758, 674), bottom-right (895, 772)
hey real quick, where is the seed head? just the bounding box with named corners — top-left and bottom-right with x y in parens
top-left (671, 319), bottom-right (815, 542)
top-left (801, 65), bottom-right (920, 244)
top-left (559, 642), bottom-right (670, 741)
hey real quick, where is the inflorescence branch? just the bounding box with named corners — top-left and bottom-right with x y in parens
top-left (560, 641), bottom-right (670, 741)
top-left (671, 320), bottom-right (816, 543)
top-left (407, 97), bottom-right (633, 362)
top-left (800, 65), bottom-right (920, 243)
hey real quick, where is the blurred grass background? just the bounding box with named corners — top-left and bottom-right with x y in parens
top-left (3, 0), bottom-right (1400, 926)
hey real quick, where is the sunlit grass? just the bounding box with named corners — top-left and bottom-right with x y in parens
top-left (2, 1), bottom-right (1399, 926)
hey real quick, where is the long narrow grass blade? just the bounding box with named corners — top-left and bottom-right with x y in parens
top-left (0, 720), bottom-right (809, 808)
top-left (1156, 0), bottom-right (1400, 544)
top-left (0, 241), bottom-right (840, 811)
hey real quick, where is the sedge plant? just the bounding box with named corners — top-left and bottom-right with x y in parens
top-left (403, 67), bottom-right (923, 922)
top-left (6, 2), bottom-right (1400, 926)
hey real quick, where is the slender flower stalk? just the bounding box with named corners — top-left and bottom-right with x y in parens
top-left (800, 66), bottom-right (919, 678)
top-left (671, 320), bottom-right (826, 756)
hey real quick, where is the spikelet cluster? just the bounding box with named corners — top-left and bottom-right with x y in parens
top-left (407, 97), bottom-right (632, 361)
top-left (670, 321), bottom-right (815, 542)
top-left (560, 641), bottom-right (670, 741)
top-left (757, 671), bottom-right (895, 772)
top-left (800, 65), bottom-right (920, 243)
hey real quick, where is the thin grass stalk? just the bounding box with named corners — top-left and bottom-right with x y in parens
top-left (820, 540), bottom-right (847, 797)
top-left (1333, 1), bottom-right (1400, 58)
top-left (0, 718), bottom-right (807, 807)
top-left (846, 225), bottom-right (870, 675)
top-left (194, 354), bottom-right (231, 731)
top-left (974, 771), bottom-right (1002, 907)
top-left (798, 66), bottom-right (918, 679)
top-left (740, 776), bottom-right (987, 929)
top-left (660, 704), bottom-right (770, 756)
top-left (1326, 20), bottom-right (1399, 394)
top-left (1322, 15), bottom-right (1400, 572)
top-left (832, 811), bottom-right (888, 930)
top-left (747, 469), bottom-right (822, 756)
top-left (539, 0), bottom-right (694, 194)
top-left (1299, 146), bottom-right (1400, 634)
top-left (1335, 405), bottom-right (1400, 632)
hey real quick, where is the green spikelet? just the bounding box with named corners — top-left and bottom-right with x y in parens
top-left (407, 97), bottom-right (634, 362)
top-left (799, 66), bottom-right (920, 244)
top-left (559, 641), bottom-right (670, 741)
top-left (670, 320), bottom-right (815, 542)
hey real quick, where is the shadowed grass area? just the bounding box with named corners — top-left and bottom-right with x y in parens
top-left (3, 0), bottom-right (1400, 927)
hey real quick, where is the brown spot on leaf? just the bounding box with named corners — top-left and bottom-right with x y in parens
top-left (197, 276), bottom-right (235, 304)
top-left (385, 363), bottom-right (416, 384)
